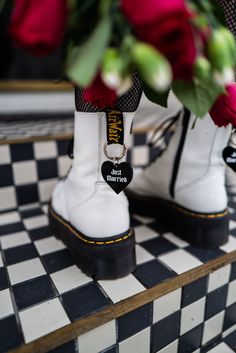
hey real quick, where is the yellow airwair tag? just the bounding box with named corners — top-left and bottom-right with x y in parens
top-left (106, 109), bottom-right (124, 145)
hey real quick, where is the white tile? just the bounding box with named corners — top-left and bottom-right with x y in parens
top-left (163, 232), bottom-right (188, 248)
top-left (0, 253), bottom-right (3, 267)
top-left (136, 244), bottom-right (154, 265)
top-left (132, 146), bottom-right (149, 166)
top-left (153, 289), bottom-right (182, 323)
top-left (58, 155), bottom-right (71, 177)
top-left (8, 258), bottom-right (46, 285)
top-left (13, 161), bottom-right (37, 185)
top-left (0, 187), bottom-right (17, 211)
top-left (192, 350), bottom-right (200, 353)
top-left (34, 236), bottom-right (65, 255)
top-left (99, 274), bottom-right (145, 303)
top-left (0, 145), bottom-right (11, 164)
top-left (222, 323), bottom-right (236, 338)
top-left (0, 231), bottom-right (31, 250)
top-left (226, 279), bottom-right (236, 307)
top-left (20, 298), bottom-right (70, 343)
top-left (51, 265), bottom-right (92, 293)
top-left (156, 339), bottom-right (178, 353)
top-left (119, 327), bottom-right (150, 353)
top-left (0, 211), bottom-right (20, 226)
top-left (18, 202), bottom-right (40, 212)
top-left (38, 179), bottom-right (58, 202)
top-left (202, 311), bottom-right (225, 345)
top-left (159, 249), bottom-right (202, 274)
top-left (220, 236), bottom-right (236, 253)
top-left (42, 204), bottom-right (49, 214)
top-left (135, 225), bottom-right (159, 243)
top-left (0, 289), bottom-right (14, 319)
top-left (23, 214), bottom-right (48, 230)
top-left (180, 297), bottom-right (206, 335)
top-left (78, 320), bottom-right (116, 353)
top-left (208, 265), bottom-right (231, 293)
top-left (207, 342), bottom-right (234, 353)
top-left (34, 141), bottom-right (57, 159)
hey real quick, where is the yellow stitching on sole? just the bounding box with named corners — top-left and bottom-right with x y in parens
top-left (170, 203), bottom-right (228, 219)
top-left (49, 208), bottom-right (132, 245)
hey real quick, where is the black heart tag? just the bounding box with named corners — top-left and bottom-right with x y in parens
top-left (222, 146), bottom-right (236, 172)
top-left (101, 161), bottom-right (133, 194)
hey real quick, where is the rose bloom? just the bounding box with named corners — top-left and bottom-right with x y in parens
top-left (9, 0), bottom-right (67, 55)
top-left (210, 83), bottom-right (236, 127)
top-left (121, 0), bottom-right (197, 80)
top-left (83, 74), bottom-right (117, 109)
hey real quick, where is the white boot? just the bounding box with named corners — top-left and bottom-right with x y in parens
top-left (49, 111), bottom-right (136, 279)
top-left (127, 98), bottom-right (231, 248)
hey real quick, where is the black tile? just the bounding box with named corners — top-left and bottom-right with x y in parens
top-left (118, 303), bottom-right (153, 341)
top-left (230, 262), bottom-right (236, 281)
top-left (141, 236), bottom-right (177, 257)
top-left (201, 335), bottom-right (221, 353)
top-left (10, 143), bottom-right (34, 162)
top-left (126, 149), bottom-right (131, 165)
top-left (37, 159), bottom-right (58, 180)
top-left (12, 275), bottom-right (56, 310)
top-left (149, 146), bottom-right (162, 162)
top-left (16, 184), bottom-right (39, 205)
top-left (21, 207), bottom-right (44, 219)
top-left (149, 220), bottom-right (171, 234)
top-left (0, 222), bottom-right (24, 236)
top-left (224, 330), bottom-right (236, 351)
top-left (62, 282), bottom-right (111, 321)
top-left (133, 260), bottom-right (175, 288)
top-left (0, 165), bottom-right (13, 187)
top-left (223, 302), bottom-right (236, 331)
top-left (178, 324), bottom-right (203, 353)
top-left (48, 340), bottom-right (77, 353)
top-left (29, 225), bottom-right (51, 241)
top-left (134, 133), bottom-right (146, 146)
top-left (130, 216), bottom-right (142, 228)
top-left (205, 285), bottom-right (228, 320)
top-left (0, 315), bottom-right (23, 353)
top-left (42, 249), bottom-right (74, 273)
top-left (182, 276), bottom-right (208, 307)
top-left (4, 243), bottom-right (38, 266)
top-left (151, 311), bottom-right (180, 352)
top-left (57, 140), bottom-right (71, 156)
top-left (186, 246), bottom-right (225, 263)
top-left (0, 267), bottom-right (8, 290)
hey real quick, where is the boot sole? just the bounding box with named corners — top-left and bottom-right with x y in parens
top-left (48, 205), bottom-right (136, 280)
top-left (126, 190), bottom-right (229, 248)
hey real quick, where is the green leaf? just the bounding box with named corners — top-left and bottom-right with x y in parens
top-left (0, 0), bottom-right (6, 12)
top-left (142, 82), bottom-right (170, 108)
top-left (172, 78), bottom-right (224, 117)
top-left (66, 16), bottom-right (111, 87)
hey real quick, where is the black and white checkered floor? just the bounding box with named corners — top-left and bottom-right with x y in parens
top-left (1, 194), bottom-right (236, 353)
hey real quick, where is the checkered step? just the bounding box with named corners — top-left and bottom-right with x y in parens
top-left (0, 201), bottom-right (236, 353)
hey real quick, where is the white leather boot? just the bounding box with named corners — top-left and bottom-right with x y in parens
top-left (127, 98), bottom-right (231, 248)
top-left (49, 111), bottom-right (136, 279)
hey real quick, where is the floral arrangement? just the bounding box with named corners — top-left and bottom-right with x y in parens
top-left (5, 0), bottom-right (236, 126)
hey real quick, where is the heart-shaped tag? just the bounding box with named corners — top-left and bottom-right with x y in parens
top-left (101, 161), bottom-right (133, 194)
top-left (222, 146), bottom-right (236, 172)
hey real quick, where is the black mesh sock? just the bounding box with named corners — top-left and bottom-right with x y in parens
top-left (75, 71), bottom-right (143, 112)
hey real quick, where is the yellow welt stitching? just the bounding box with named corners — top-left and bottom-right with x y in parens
top-left (50, 208), bottom-right (132, 245)
top-left (171, 203), bottom-right (228, 219)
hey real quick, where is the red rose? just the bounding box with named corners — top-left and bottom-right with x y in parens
top-left (121, 0), bottom-right (197, 80)
top-left (9, 0), bottom-right (67, 56)
top-left (83, 74), bottom-right (117, 109)
top-left (210, 84), bottom-right (236, 127)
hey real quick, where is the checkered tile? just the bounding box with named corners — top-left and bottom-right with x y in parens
top-left (0, 202), bottom-right (236, 353)
top-left (0, 131), bottom-right (158, 213)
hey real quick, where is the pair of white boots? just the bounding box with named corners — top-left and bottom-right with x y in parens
top-left (49, 94), bottom-right (231, 279)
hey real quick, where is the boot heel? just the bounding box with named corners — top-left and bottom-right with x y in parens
top-left (71, 247), bottom-right (136, 280)
top-left (49, 205), bottom-right (136, 279)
